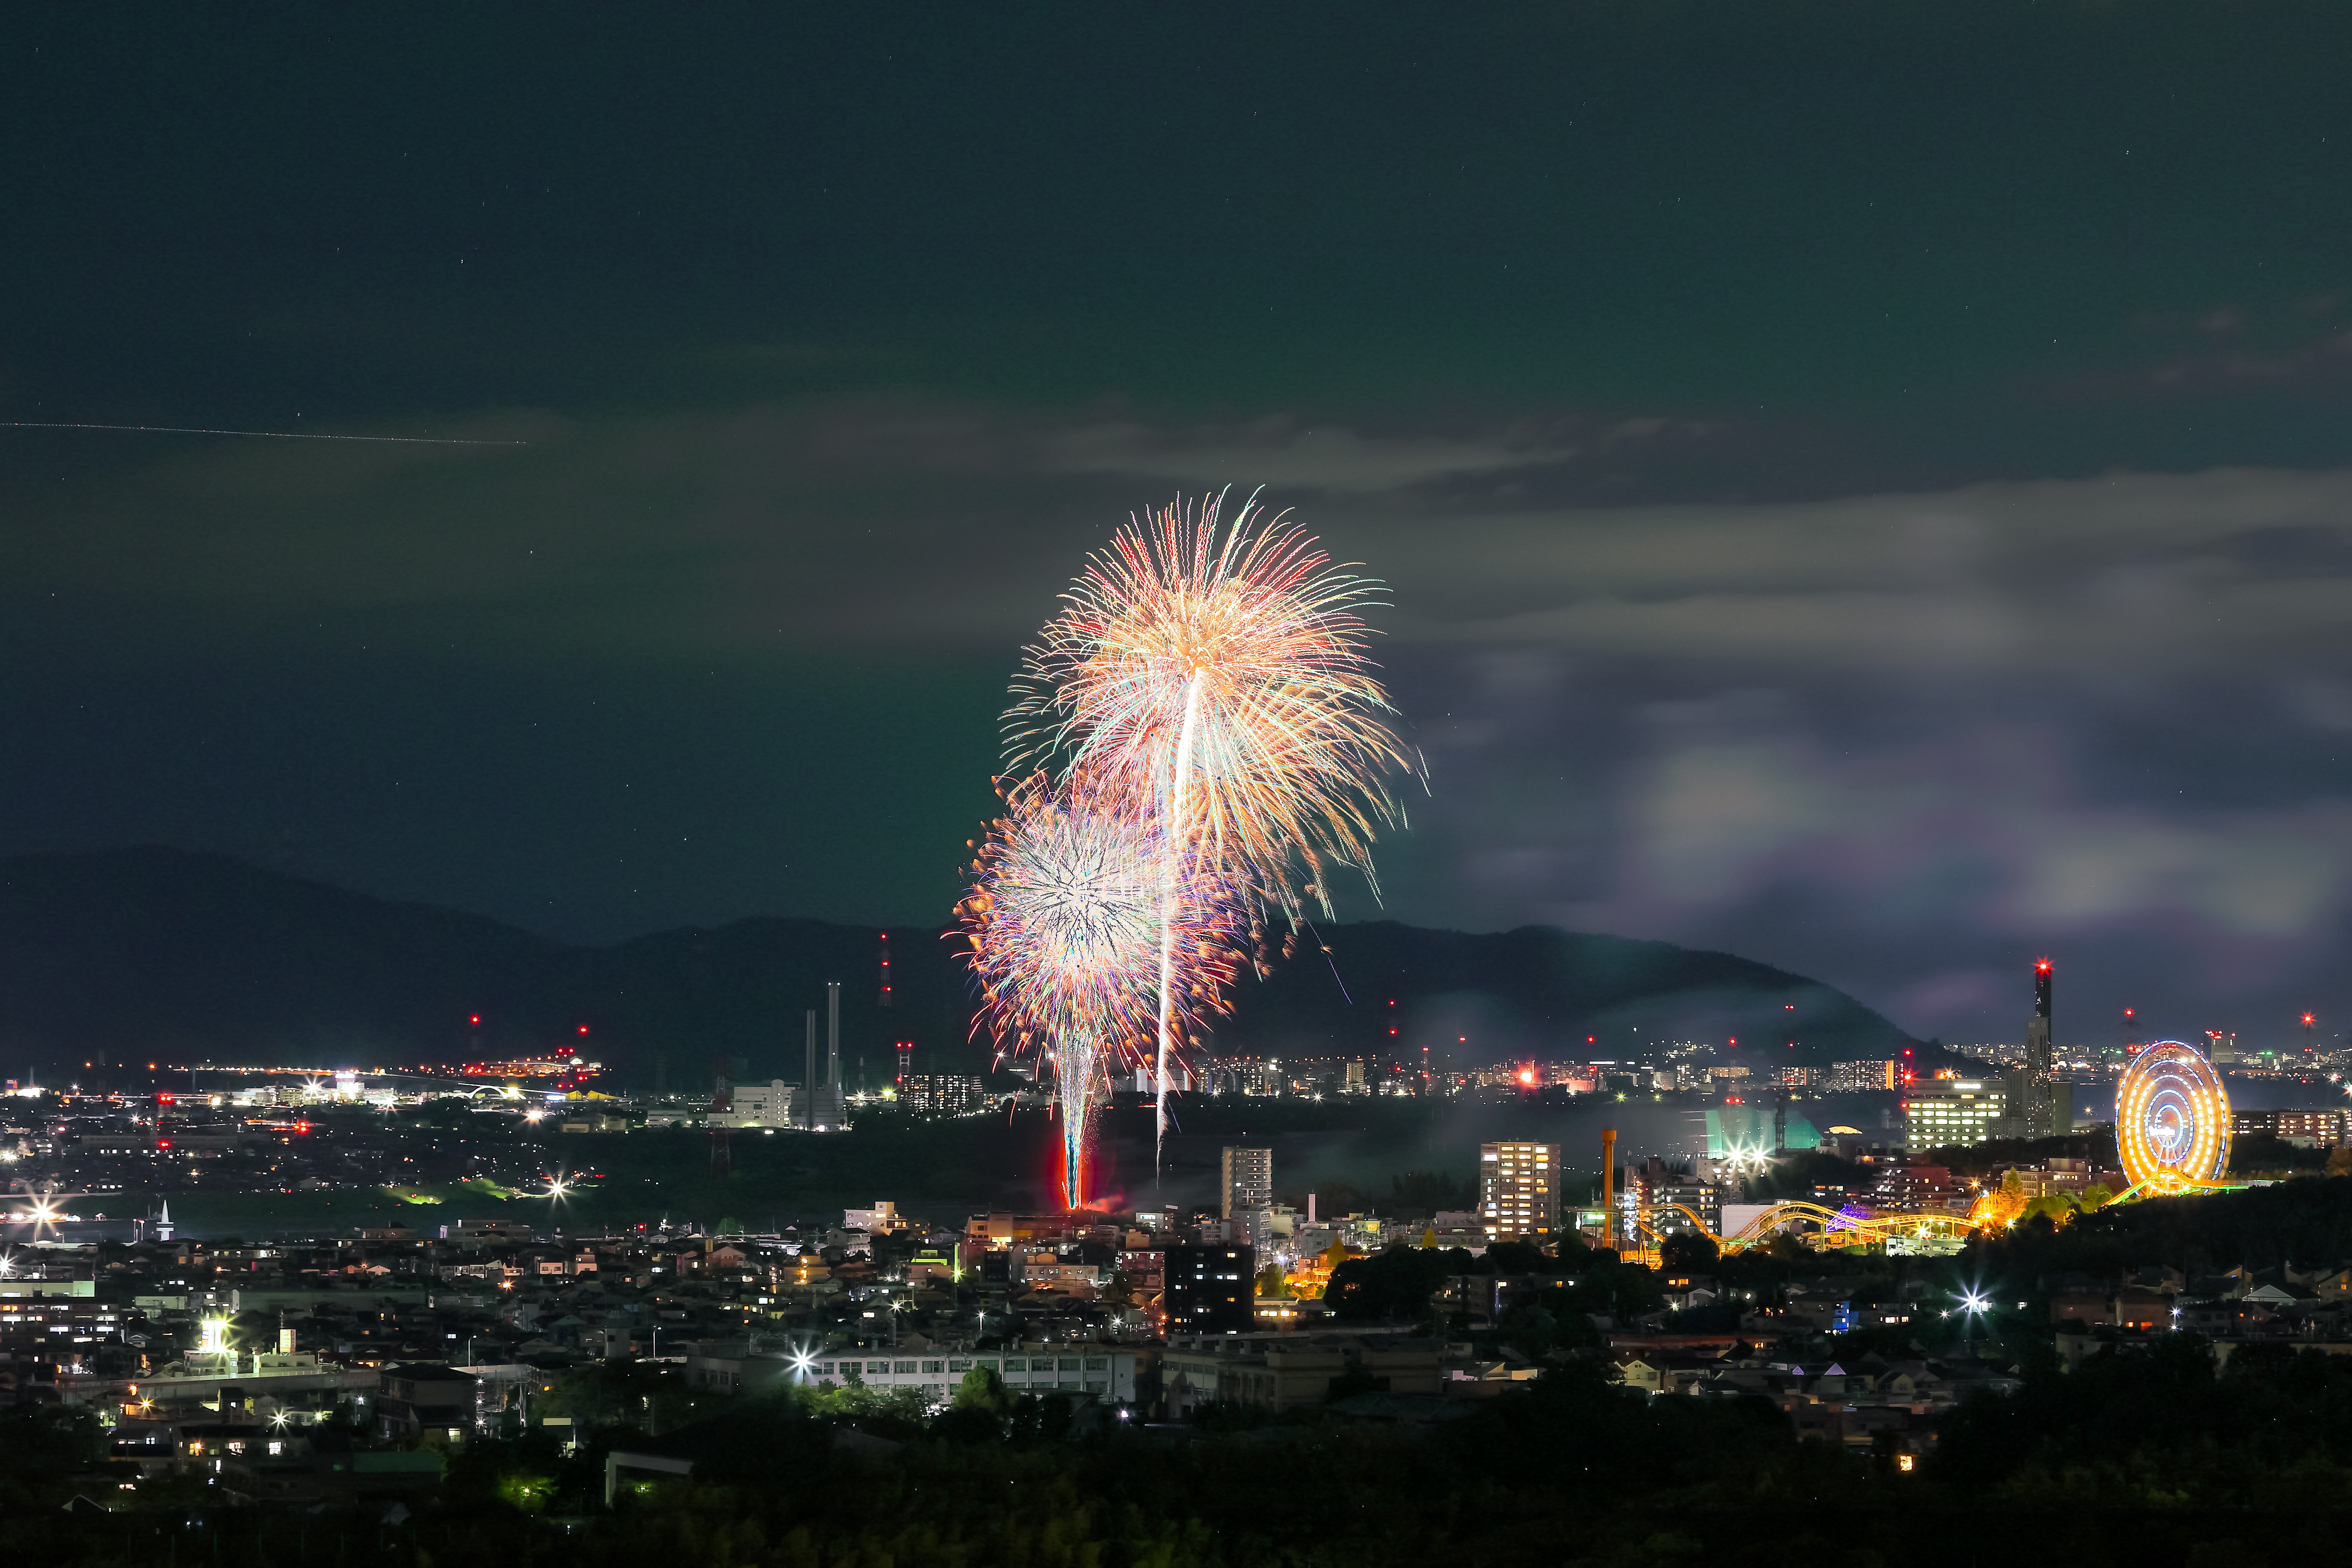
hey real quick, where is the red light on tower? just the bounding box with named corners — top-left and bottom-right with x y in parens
top-left (577, 1025), bottom-right (589, 1035)
top-left (469, 1015), bottom-right (481, 1027)
top-left (879, 931), bottom-right (893, 1009)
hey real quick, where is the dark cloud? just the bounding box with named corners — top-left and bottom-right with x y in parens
top-left (6, 397), bottom-right (2352, 1049)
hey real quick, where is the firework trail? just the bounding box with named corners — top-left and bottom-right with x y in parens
top-left (959, 772), bottom-right (1240, 1209)
top-left (1006, 491), bottom-right (1416, 1172)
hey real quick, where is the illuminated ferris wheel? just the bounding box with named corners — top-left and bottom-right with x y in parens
top-left (2115, 1040), bottom-right (2232, 1193)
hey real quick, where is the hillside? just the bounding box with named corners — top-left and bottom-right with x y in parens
top-left (0, 846), bottom-right (1919, 1085)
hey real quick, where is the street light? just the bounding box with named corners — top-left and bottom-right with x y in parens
top-left (1957, 1288), bottom-right (1989, 1355)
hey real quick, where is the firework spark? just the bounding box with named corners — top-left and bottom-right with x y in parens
top-left (960, 772), bottom-right (1239, 1208)
top-left (1006, 491), bottom-right (1415, 1167)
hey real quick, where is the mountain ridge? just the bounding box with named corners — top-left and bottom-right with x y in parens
top-left (0, 845), bottom-right (1923, 1083)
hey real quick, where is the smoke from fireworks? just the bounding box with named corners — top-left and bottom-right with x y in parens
top-left (1005, 491), bottom-right (1416, 1167)
top-left (959, 772), bottom-right (1241, 1209)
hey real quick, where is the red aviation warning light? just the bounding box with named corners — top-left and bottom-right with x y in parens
top-left (879, 931), bottom-right (894, 1008)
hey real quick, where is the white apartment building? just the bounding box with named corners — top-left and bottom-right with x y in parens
top-left (1222, 1146), bottom-right (1273, 1220)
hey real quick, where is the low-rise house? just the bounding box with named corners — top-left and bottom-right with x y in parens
top-left (376, 1364), bottom-right (482, 1443)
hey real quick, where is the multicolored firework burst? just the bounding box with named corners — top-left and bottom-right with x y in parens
top-left (959, 772), bottom-right (1240, 1209)
top-left (1005, 491), bottom-right (1416, 1167)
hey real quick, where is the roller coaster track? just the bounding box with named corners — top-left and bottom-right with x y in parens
top-left (1632, 1199), bottom-right (1990, 1253)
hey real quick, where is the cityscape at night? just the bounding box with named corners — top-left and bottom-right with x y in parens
top-left (7, 8), bottom-right (2352, 1566)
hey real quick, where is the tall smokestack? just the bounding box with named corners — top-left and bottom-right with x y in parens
top-left (805, 1009), bottom-right (817, 1131)
top-left (1601, 1128), bottom-right (1618, 1250)
top-left (827, 982), bottom-right (840, 1092)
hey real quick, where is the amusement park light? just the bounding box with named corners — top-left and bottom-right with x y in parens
top-left (2115, 1041), bottom-right (2232, 1193)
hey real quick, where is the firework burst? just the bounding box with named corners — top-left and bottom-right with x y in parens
top-left (960, 771), bottom-right (1240, 1208)
top-left (1006, 491), bottom-right (1416, 1165)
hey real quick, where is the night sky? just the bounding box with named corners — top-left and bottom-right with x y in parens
top-left (6, 8), bottom-right (2352, 1051)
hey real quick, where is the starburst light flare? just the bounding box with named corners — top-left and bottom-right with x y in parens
top-left (959, 772), bottom-right (1240, 1209)
top-left (1005, 491), bottom-right (1416, 1169)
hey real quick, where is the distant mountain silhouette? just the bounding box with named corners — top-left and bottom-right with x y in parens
top-left (0, 846), bottom-right (1920, 1085)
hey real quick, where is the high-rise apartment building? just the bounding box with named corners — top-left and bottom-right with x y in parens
top-left (1221, 1147), bottom-right (1273, 1220)
top-left (1478, 1140), bottom-right (1561, 1242)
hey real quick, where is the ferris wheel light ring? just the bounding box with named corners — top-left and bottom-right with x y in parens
top-left (2115, 1041), bottom-right (2231, 1192)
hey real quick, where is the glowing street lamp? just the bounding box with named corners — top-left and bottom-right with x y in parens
top-left (1956, 1288), bottom-right (1990, 1354)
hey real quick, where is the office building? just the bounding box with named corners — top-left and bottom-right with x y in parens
top-left (714, 1080), bottom-right (796, 1129)
top-left (1162, 1244), bottom-right (1255, 1335)
top-left (1478, 1140), bottom-right (1560, 1242)
top-left (1904, 1080), bottom-right (2005, 1148)
top-left (1221, 1147), bottom-right (1273, 1220)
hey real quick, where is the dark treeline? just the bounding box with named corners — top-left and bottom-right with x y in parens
top-left (7, 1346), bottom-right (2350, 1568)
